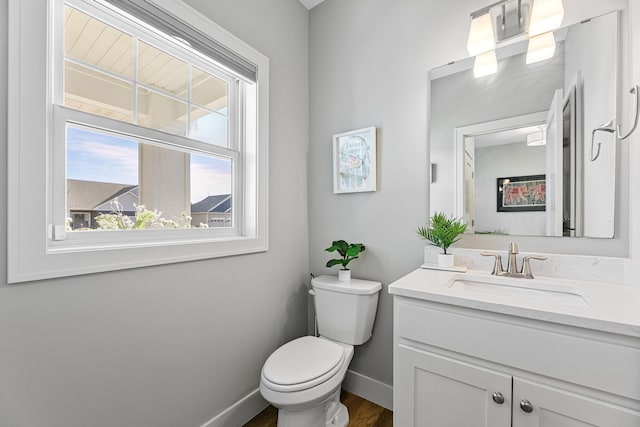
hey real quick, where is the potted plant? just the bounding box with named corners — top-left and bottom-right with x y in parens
top-left (417, 212), bottom-right (467, 268)
top-left (325, 240), bottom-right (366, 281)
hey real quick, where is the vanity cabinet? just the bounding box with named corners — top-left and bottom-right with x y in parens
top-left (396, 346), bottom-right (511, 426)
top-left (393, 297), bottom-right (640, 426)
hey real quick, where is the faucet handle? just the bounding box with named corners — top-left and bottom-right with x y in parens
top-left (481, 252), bottom-right (504, 275)
top-left (522, 256), bottom-right (548, 279)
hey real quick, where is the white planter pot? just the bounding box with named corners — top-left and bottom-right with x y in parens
top-left (338, 269), bottom-right (351, 281)
top-left (438, 253), bottom-right (454, 268)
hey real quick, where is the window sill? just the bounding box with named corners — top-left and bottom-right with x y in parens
top-left (9, 232), bottom-right (268, 284)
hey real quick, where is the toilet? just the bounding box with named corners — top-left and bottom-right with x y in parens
top-left (259, 275), bottom-right (381, 427)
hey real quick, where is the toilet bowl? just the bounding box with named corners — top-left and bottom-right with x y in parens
top-left (259, 275), bottom-right (381, 427)
top-left (260, 336), bottom-right (354, 427)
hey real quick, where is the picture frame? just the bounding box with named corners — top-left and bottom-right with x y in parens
top-left (333, 127), bottom-right (377, 194)
top-left (497, 174), bottom-right (546, 212)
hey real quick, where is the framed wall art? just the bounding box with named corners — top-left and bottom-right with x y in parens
top-left (497, 174), bottom-right (546, 212)
top-left (333, 127), bottom-right (377, 194)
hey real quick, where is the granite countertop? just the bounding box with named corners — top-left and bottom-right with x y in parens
top-left (388, 267), bottom-right (640, 338)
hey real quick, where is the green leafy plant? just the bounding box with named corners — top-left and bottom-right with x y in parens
top-left (325, 240), bottom-right (366, 270)
top-left (417, 212), bottom-right (467, 255)
top-left (93, 199), bottom-right (202, 231)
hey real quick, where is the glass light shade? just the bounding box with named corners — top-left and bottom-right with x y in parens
top-left (473, 50), bottom-right (498, 78)
top-left (526, 32), bottom-right (557, 64)
top-left (529, 0), bottom-right (565, 37)
top-left (467, 13), bottom-right (495, 56)
top-left (526, 130), bottom-right (546, 146)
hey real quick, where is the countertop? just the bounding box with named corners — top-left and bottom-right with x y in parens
top-left (388, 267), bottom-right (640, 338)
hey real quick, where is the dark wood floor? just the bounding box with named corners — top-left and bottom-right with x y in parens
top-left (244, 391), bottom-right (393, 427)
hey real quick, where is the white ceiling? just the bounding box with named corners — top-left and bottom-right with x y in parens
top-left (299, 0), bottom-right (326, 10)
top-left (474, 125), bottom-right (544, 148)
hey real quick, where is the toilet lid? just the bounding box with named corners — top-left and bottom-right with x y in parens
top-left (262, 336), bottom-right (345, 391)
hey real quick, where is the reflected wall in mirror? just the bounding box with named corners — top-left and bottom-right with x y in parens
top-left (430, 11), bottom-right (618, 238)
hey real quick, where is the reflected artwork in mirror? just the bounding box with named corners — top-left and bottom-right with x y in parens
top-left (429, 11), bottom-right (618, 238)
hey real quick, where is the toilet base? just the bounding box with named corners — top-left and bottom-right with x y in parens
top-left (326, 401), bottom-right (349, 427)
top-left (276, 389), bottom-right (348, 427)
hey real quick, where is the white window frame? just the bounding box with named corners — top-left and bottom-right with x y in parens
top-left (7, 0), bottom-right (269, 283)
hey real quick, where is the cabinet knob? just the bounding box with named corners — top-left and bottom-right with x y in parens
top-left (492, 391), bottom-right (505, 404)
top-left (519, 399), bottom-right (534, 413)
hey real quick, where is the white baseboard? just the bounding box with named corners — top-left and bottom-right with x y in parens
top-left (200, 388), bottom-right (268, 427)
top-left (342, 369), bottom-right (393, 410)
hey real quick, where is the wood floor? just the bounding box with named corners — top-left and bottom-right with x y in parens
top-left (244, 391), bottom-right (393, 427)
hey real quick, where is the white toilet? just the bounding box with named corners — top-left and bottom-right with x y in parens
top-left (260, 275), bottom-right (381, 427)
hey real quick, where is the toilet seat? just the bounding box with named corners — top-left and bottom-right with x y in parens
top-left (261, 336), bottom-right (345, 393)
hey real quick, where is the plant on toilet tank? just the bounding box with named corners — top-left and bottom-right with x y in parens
top-left (325, 240), bottom-right (366, 281)
top-left (417, 212), bottom-right (467, 268)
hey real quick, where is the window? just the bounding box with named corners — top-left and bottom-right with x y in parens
top-left (8, 0), bottom-right (269, 283)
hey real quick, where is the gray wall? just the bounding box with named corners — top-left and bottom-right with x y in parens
top-left (0, 1), bottom-right (309, 426)
top-left (309, 0), bottom-right (630, 391)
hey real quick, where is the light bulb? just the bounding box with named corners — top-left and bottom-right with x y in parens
top-left (526, 32), bottom-right (557, 64)
top-left (473, 50), bottom-right (498, 78)
top-left (467, 13), bottom-right (495, 56)
top-left (529, 0), bottom-right (565, 37)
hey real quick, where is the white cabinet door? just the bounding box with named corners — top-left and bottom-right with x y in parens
top-left (395, 346), bottom-right (511, 427)
top-left (513, 378), bottom-right (640, 427)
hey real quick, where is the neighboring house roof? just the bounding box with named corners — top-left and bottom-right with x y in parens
top-left (67, 179), bottom-right (136, 212)
top-left (191, 194), bottom-right (232, 213)
top-left (67, 179), bottom-right (231, 214)
top-left (93, 186), bottom-right (138, 212)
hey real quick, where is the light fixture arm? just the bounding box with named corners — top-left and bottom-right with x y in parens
top-left (518, 0), bottom-right (523, 25)
top-left (469, 0), bottom-right (522, 19)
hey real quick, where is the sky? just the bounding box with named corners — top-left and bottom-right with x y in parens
top-left (67, 126), bottom-right (232, 203)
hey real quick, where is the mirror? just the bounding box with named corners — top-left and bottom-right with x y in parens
top-left (429, 11), bottom-right (618, 238)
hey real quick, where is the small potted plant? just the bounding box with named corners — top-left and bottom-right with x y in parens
top-left (417, 212), bottom-right (467, 268)
top-left (325, 240), bottom-right (366, 281)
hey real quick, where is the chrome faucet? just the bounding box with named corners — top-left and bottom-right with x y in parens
top-left (506, 242), bottom-right (519, 275)
top-left (481, 243), bottom-right (547, 279)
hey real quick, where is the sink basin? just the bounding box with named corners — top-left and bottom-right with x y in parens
top-left (445, 274), bottom-right (591, 309)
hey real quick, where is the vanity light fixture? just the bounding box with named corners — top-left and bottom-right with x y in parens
top-left (466, 0), bottom-right (564, 77)
top-left (526, 130), bottom-right (546, 146)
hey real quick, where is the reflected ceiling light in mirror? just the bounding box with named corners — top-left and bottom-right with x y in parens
top-left (526, 31), bottom-right (557, 63)
top-left (467, 12), bottom-right (495, 56)
top-left (474, 50), bottom-right (498, 78)
top-left (526, 130), bottom-right (546, 146)
top-left (529, 0), bottom-right (565, 37)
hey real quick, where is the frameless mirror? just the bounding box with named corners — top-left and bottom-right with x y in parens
top-left (429, 11), bottom-right (618, 238)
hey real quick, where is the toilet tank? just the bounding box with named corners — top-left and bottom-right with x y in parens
top-left (311, 275), bottom-right (381, 345)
